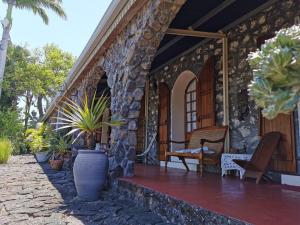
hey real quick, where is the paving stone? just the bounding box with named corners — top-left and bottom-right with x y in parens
top-left (0, 155), bottom-right (172, 225)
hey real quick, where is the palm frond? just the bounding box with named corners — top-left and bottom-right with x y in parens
top-left (14, 0), bottom-right (66, 24)
top-left (53, 92), bottom-right (123, 140)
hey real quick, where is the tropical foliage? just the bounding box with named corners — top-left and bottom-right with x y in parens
top-left (248, 25), bottom-right (300, 119)
top-left (49, 134), bottom-right (71, 159)
top-left (25, 123), bottom-right (51, 153)
top-left (2, 44), bottom-right (75, 129)
top-left (55, 93), bottom-right (123, 149)
top-left (0, 43), bottom-right (74, 155)
top-left (0, 109), bottom-right (25, 154)
top-left (0, 137), bottom-right (12, 164)
top-left (0, 0), bottom-right (66, 98)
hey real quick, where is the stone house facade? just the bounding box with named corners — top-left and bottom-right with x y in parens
top-left (43, 0), bottom-right (300, 183)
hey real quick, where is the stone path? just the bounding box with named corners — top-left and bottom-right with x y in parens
top-left (0, 155), bottom-right (175, 225)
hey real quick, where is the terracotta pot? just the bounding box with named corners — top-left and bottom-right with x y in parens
top-left (73, 150), bottom-right (108, 201)
top-left (50, 159), bottom-right (64, 171)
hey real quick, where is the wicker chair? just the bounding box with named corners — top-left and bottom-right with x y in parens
top-left (165, 126), bottom-right (228, 176)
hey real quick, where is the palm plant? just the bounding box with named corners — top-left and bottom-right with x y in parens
top-left (55, 92), bottom-right (123, 150)
top-left (0, 0), bottom-right (66, 98)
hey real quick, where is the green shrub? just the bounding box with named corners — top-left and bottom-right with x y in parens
top-left (247, 25), bottom-right (300, 119)
top-left (0, 138), bottom-right (12, 164)
top-left (0, 109), bottom-right (24, 154)
top-left (25, 123), bottom-right (51, 154)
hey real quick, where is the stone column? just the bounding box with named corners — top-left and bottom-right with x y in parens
top-left (102, 0), bottom-right (186, 177)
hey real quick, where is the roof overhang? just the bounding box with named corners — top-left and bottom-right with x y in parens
top-left (42, 0), bottom-right (146, 121)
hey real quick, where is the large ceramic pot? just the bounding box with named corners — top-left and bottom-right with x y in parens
top-left (73, 150), bottom-right (108, 201)
top-left (35, 151), bottom-right (50, 163)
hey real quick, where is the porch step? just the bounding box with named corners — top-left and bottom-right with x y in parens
top-left (114, 179), bottom-right (250, 225)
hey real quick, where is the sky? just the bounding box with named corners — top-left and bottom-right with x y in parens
top-left (0, 0), bottom-right (112, 57)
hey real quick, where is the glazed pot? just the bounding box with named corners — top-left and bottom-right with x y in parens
top-left (50, 159), bottom-right (64, 170)
top-left (35, 151), bottom-right (50, 163)
top-left (73, 150), bottom-right (108, 201)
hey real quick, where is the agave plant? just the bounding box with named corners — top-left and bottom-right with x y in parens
top-left (54, 92), bottom-right (122, 149)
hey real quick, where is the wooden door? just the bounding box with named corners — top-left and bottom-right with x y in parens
top-left (158, 83), bottom-right (170, 161)
top-left (261, 114), bottom-right (296, 173)
top-left (197, 57), bottom-right (215, 128)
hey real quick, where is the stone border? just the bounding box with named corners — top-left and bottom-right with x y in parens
top-left (114, 179), bottom-right (251, 225)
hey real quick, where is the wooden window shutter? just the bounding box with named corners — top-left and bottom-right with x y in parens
top-left (196, 57), bottom-right (216, 128)
top-left (158, 83), bottom-right (170, 161)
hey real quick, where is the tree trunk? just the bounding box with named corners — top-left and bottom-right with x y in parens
top-left (24, 91), bottom-right (33, 130)
top-left (86, 132), bottom-right (96, 150)
top-left (0, 1), bottom-right (14, 99)
top-left (37, 95), bottom-right (44, 119)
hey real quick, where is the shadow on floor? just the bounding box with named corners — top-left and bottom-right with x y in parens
top-left (38, 160), bottom-right (173, 225)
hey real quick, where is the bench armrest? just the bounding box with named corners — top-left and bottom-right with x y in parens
top-left (200, 137), bottom-right (225, 145)
top-left (169, 140), bottom-right (189, 144)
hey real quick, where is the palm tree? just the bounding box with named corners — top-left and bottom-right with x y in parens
top-left (0, 0), bottom-right (66, 98)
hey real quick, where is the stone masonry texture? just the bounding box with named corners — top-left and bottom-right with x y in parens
top-left (146, 0), bottom-right (300, 164)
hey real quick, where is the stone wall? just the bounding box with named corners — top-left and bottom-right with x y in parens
top-left (146, 0), bottom-right (300, 164)
top-left (97, 0), bottom-right (187, 177)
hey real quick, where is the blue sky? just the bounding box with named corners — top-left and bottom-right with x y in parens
top-left (0, 0), bottom-right (112, 57)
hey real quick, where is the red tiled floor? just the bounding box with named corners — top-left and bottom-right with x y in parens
top-left (120, 164), bottom-right (300, 225)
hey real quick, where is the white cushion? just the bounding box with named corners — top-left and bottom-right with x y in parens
top-left (175, 146), bottom-right (215, 154)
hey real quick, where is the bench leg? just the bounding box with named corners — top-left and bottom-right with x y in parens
top-left (256, 172), bottom-right (264, 184)
top-left (165, 158), bottom-right (168, 172)
top-left (179, 157), bottom-right (189, 171)
top-left (199, 158), bottom-right (203, 176)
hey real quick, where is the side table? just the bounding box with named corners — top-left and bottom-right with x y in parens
top-left (221, 153), bottom-right (252, 179)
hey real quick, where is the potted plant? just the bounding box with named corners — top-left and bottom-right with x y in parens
top-left (55, 92), bottom-right (122, 201)
top-left (49, 136), bottom-right (70, 170)
top-left (25, 124), bottom-right (51, 163)
top-left (31, 136), bottom-right (50, 162)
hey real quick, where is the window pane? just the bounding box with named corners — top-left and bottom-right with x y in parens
top-left (192, 122), bottom-right (197, 130)
top-left (186, 103), bottom-right (191, 112)
top-left (187, 79), bottom-right (196, 92)
top-left (192, 102), bottom-right (196, 111)
top-left (192, 112), bottom-right (197, 121)
top-left (187, 113), bottom-right (191, 122)
top-left (186, 93), bottom-right (190, 101)
top-left (192, 92), bottom-right (196, 101)
top-left (187, 123), bottom-right (191, 132)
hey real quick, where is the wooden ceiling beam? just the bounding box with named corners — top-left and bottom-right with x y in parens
top-left (156, 0), bottom-right (236, 56)
top-left (166, 28), bottom-right (226, 39)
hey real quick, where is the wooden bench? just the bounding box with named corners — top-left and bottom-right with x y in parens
top-left (165, 126), bottom-right (228, 176)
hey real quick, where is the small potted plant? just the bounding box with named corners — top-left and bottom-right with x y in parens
top-left (49, 136), bottom-right (70, 170)
top-left (25, 123), bottom-right (51, 163)
top-left (30, 136), bottom-right (50, 162)
top-left (55, 92), bottom-right (122, 201)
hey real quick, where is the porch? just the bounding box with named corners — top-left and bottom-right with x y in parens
top-left (118, 164), bottom-right (300, 225)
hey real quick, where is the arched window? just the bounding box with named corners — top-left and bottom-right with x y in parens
top-left (185, 78), bottom-right (197, 133)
